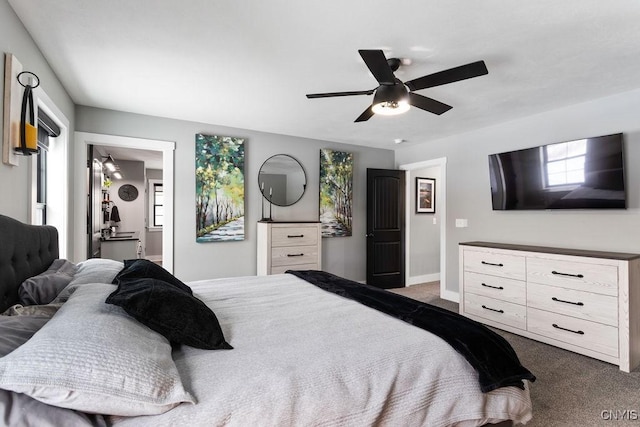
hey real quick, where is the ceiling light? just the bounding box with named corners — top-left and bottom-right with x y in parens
top-left (394, 138), bottom-right (406, 144)
top-left (103, 155), bottom-right (117, 172)
top-left (371, 83), bottom-right (410, 116)
top-left (112, 171), bottom-right (123, 180)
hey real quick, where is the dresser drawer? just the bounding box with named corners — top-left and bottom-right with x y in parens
top-left (527, 283), bottom-right (618, 326)
top-left (272, 263), bottom-right (319, 275)
top-left (527, 257), bottom-right (618, 296)
top-left (271, 245), bottom-right (319, 267)
top-left (464, 293), bottom-right (526, 330)
top-left (271, 226), bottom-right (318, 247)
top-left (464, 272), bottom-right (526, 305)
top-left (528, 307), bottom-right (618, 357)
top-left (463, 249), bottom-right (525, 281)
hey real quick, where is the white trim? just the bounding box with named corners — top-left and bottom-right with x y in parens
top-left (407, 273), bottom-right (440, 286)
top-left (441, 290), bottom-right (459, 303)
top-left (399, 157), bottom-right (450, 301)
top-left (33, 88), bottom-right (70, 258)
top-left (74, 132), bottom-right (175, 273)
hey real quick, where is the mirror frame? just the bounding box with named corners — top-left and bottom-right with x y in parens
top-left (258, 154), bottom-right (307, 207)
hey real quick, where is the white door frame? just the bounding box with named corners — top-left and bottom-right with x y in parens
top-left (73, 132), bottom-right (175, 273)
top-left (399, 157), bottom-right (456, 302)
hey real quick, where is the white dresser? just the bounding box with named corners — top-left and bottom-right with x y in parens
top-left (257, 222), bottom-right (321, 275)
top-left (459, 242), bottom-right (640, 372)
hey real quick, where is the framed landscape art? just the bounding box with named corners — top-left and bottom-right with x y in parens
top-left (195, 134), bottom-right (245, 242)
top-left (416, 177), bottom-right (435, 213)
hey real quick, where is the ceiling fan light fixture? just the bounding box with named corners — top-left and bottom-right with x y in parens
top-left (372, 100), bottom-right (410, 116)
top-left (371, 83), bottom-right (410, 116)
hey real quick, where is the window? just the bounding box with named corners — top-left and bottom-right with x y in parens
top-left (545, 139), bottom-right (587, 187)
top-left (32, 110), bottom-right (60, 225)
top-left (148, 179), bottom-right (163, 228)
top-left (34, 126), bottom-right (48, 225)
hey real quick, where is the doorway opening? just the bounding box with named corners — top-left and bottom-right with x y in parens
top-left (74, 132), bottom-right (175, 273)
top-left (399, 157), bottom-right (455, 302)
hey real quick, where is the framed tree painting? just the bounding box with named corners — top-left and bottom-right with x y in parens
top-left (195, 134), bottom-right (245, 242)
top-left (319, 149), bottom-right (353, 237)
top-left (416, 177), bottom-right (435, 213)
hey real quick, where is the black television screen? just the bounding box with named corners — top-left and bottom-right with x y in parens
top-left (488, 133), bottom-right (626, 210)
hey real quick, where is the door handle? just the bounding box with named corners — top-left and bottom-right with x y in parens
top-left (366, 233), bottom-right (374, 238)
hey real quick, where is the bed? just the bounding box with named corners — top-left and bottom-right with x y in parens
top-left (0, 214), bottom-right (534, 426)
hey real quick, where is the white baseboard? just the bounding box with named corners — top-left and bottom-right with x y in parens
top-left (441, 289), bottom-right (459, 303)
top-left (407, 273), bottom-right (440, 286)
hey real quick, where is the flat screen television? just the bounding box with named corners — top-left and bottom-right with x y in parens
top-left (488, 133), bottom-right (626, 210)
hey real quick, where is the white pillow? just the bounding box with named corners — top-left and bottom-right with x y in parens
top-left (69, 258), bottom-right (124, 285)
top-left (53, 258), bottom-right (124, 303)
top-left (0, 283), bottom-right (195, 416)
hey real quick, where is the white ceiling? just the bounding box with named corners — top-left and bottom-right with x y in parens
top-left (9, 1), bottom-right (640, 150)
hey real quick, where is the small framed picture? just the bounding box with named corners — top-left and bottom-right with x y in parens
top-left (416, 177), bottom-right (436, 213)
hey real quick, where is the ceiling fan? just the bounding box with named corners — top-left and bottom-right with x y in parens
top-left (306, 49), bottom-right (488, 122)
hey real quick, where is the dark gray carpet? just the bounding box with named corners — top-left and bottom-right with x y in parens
top-left (389, 283), bottom-right (640, 426)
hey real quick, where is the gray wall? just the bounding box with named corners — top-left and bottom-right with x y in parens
top-left (0, 0), bottom-right (74, 246)
top-left (108, 159), bottom-right (145, 240)
top-left (75, 106), bottom-right (394, 282)
top-left (409, 166), bottom-right (441, 279)
top-left (395, 88), bottom-right (640, 296)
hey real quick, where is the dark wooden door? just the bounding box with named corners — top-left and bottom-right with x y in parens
top-left (366, 168), bottom-right (405, 288)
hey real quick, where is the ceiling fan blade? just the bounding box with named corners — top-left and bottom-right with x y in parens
top-left (354, 106), bottom-right (374, 122)
top-left (358, 50), bottom-right (396, 85)
top-left (409, 93), bottom-right (452, 115)
top-left (306, 89), bottom-right (375, 99)
top-left (405, 60), bottom-right (488, 91)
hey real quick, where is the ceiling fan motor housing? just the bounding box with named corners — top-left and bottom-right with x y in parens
top-left (373, 80), bottom-right (409, 105)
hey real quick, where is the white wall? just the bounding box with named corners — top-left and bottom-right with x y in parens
top-left (395, 88), bottom-right (640, 297)
top-left (76, 106), bottom-right (394, 282)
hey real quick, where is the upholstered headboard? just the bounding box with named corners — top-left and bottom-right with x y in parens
top-left (0, 214), bottom-right (58, 312)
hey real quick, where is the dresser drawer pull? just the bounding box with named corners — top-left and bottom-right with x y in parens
top-left (481, 261), bottom-right (504, 267)
top-left (551, 270), bottom-right (584, 278)
top-left (287, 234), bottom-right (304, 238)
top-left (287, 253), bottom-right (305, 257)
top-left (552, 297), bottom-right (584, 306)
top-left (481, 283), bottom-right (504, 290)
top-left (481, 305), bottom-right (504, 314)
top-left (552, 323), bottom-right (585, 335)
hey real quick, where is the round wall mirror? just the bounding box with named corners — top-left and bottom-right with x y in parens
top-left (258, 154), bottom-right (307, 206)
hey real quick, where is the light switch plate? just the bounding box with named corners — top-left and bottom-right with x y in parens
top-left (455, 218), bottom-right (468, 228)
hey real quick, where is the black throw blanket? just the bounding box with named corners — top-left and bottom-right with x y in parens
top-left (287, 270), bottom-right (535, 393)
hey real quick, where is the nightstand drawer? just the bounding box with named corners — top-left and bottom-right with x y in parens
top-left (271, 226), bottom-right (318, 247)
top-left (527, 257), bottom-right (618, 296)
top-left (463, 249), bottom-right (525, 281)
top-left (464, 293), bottom-right (526, 330)
top-left (271, 245), bottom-right (319, 267)
top-left (527, 283), bottom-right (618, 326)
top-left (464, 272), bottom-right (526, 305)
top-left (528, 307), bottom-right (618, 357)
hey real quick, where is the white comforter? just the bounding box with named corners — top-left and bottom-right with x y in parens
top-left (111, 274), bottom-right (532, 427)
